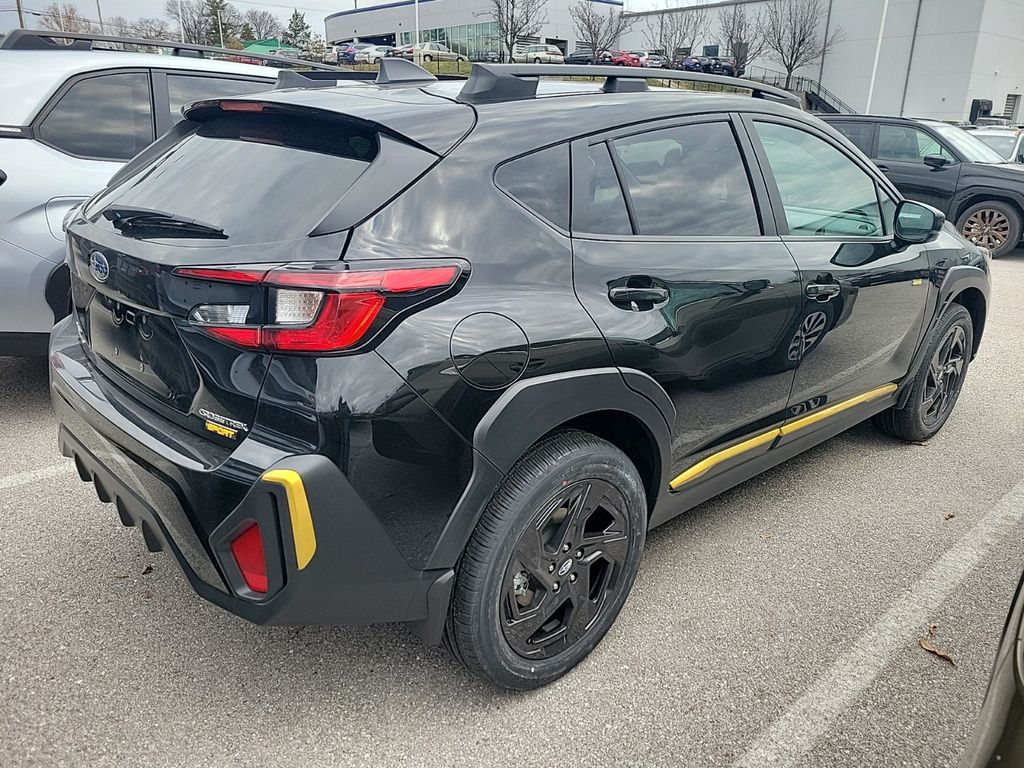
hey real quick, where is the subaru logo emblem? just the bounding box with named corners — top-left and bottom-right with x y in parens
top-left (89, 251), bottom-right (109, 283)
top-left (558, 558), bottom-right (573, 577)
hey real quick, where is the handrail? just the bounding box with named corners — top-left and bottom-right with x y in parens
top-left (744, 65), bottom-right (856, 114)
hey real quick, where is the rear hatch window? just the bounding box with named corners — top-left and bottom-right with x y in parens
top-left (89, 113), bottom-right (377, 245)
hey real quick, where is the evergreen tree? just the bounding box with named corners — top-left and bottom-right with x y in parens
top-left (281, 9), bottom-right (311, 51)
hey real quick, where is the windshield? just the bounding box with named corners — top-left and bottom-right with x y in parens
top-left (973, 133), bottom-right (1018, 160)
top-left (931, 124), bottom-right (1007, 163)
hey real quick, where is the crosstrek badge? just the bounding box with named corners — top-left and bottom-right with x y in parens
top-left (198, 408), bottom-right (248, 439)
top-left (205, 421), bottom-right (237, 439)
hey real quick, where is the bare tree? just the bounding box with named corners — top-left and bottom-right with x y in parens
top-left (164, 0), bottom-right (208, 44)
top-left (39, 3), bottom-right (96, 33)
top-left (484, 0), bottom-right (549, 62)
top-left (761, 0), bottom-right (844, 88)
top-left (641, 4), bottom-right (706, 64)
top-left (130, 17), bottom-right (173, 41)
top-left (242, 8), bottom-right (282, 40)
top-left (716, 4), bottom-right (764, 74)
top-left (570, 0), bottom-right (632, 61)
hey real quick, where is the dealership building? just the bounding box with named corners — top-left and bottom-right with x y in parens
top-left (325, 0), bottom-right (1024, 122)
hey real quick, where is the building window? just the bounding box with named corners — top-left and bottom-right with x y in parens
top-left (702, 44), bottom-right (720, 57)
top-left (399, 21), bottom-right (499, 56)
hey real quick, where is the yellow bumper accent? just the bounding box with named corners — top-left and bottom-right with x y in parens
top-left (669, 383), bottom-right (898, 490)
top-left (262, 469), bottom-right (317, 570)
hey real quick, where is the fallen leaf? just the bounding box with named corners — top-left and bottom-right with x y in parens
top-left (919, 638), bottom-right (955, 666)
top-left (911, 441), bottom-right (929, 446)
top-left (142, 565), bottom-right (153, 575)
top-left (142, 589), bottom-right (153, 600)
top-left (114, 574), bottom-right (129, 580)
top-left (928, 623), bottom-right (938, 637)
top-left (944, 513), bottom-right (956, 521)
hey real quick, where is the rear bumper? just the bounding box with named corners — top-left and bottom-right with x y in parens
top-left (49, 318), bottom-right (453, 634)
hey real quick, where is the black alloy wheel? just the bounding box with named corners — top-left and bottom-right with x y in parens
top-left (502, 479), bottom-right (629, 659)
top-left (920, 323), bottom-right (967, 427)
top-left (873, 303), bottom-right (973, 442)
top-left (445, 430), bottom-right (646, 689)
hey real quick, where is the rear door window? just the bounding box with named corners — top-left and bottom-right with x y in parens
top-left (495, 144), bottom-right (569, 230)
top-left (877, 124), bottom-right (956, 164)
top-left (610, 121), bottom-right (761, 236)
top-left (165, 74), bottom-right (273, 124)
top-left (37, 71), bottom-right (154, 161)
top-left (578, 143), bottom-right (632, 235)
top-left (93, 113), bottom-right (377, 244)
top-left (832, 121), bottom-right (875, 155)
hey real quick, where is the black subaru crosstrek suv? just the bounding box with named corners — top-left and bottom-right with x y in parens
top-left (823, 114), bottom-right (1024, 258)
top-left (52, 61), bottom-right (990, 689)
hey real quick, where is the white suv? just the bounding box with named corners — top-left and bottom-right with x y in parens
top-left (512, 44), bottom-right (565, 64)
top-left (0, 32), bottom-right (276, 356)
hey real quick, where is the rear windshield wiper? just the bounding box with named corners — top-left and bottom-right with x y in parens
top-left (102, 206), bottom-right (228, 240)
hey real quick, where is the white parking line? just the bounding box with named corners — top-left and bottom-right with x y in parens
top-left (0, 462), bottom-right (73, 491)
top-left (735, 477), bottom-right (1024, 768)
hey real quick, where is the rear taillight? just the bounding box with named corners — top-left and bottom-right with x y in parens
top-left (230, 523), bottom-right (267, 593)
top-left (176, 263), bottom-right (461, 354)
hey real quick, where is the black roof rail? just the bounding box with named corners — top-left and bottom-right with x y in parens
top-left (0, 28), bottom-right (345, 72)
top-left (457, 63), bottom-right (803, 109)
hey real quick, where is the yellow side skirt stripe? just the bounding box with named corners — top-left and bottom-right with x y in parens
top-left (669, 383), bottom-right (898, 490)
top-left (262, 469), bottom-right (317, 570)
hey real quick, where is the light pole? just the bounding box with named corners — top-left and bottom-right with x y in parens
top-left (865, 0), bottom-right (890, 113)
top-left (15, 0), bottom-right (24, 27)
top-left (94, 0), bottom-right (104, 35)
top-left (178, 0), bottom-right (185, 42)
top-left (216, 8), bottom-right (225, 48)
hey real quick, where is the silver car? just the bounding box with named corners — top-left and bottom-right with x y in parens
top-left (512, 44), bottom-right (564, 64)
top-left (0, 39), bottom-right (275, 355)
top-left (970, 126), bottom-right (1024, 163)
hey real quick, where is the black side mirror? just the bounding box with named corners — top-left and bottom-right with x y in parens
top-left (894, 200), bottom-right (945, 245)
top-left (923, 154), bottom-right (951, 169)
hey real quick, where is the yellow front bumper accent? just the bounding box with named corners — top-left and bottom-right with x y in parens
top-left (262, 469), bottom-right (317, 570)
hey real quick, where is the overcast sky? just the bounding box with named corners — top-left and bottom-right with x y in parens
top-left (1, 0), bottom-right (706, 36)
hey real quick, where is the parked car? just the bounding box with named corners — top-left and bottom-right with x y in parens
top-left (469, 50), bottom-right (501, 63)
top-left (565, 49), bottom-right (600, 65)
top-left (823, 114), bottom-right (1024, 256)
top-left (606, 50), bottom-right (641, 66)
top-left (629, 50), bottom-right (650, 67)
top-left (53, 61), bottom-right (989, 690)
top-left (354, 44), bottom-right (394, 64)
top-left (396, 42), bottom-right (467, 63)
top-left (339, 42), bottom-right (373, 63)
top-left (645, 53), bottom-right (668, 69)
top-left (969, 126), bottom-right (1024, 164)
top-left (707, 56), bottom-right (742, 76)
top-left (512, 44), bottom-right (564, 64)
top-left (677, 56), bottom-right (705, 71)
top-left (0, 31), bottom-right (276, 356)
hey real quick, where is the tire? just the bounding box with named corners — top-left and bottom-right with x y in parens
top-left (873, 303), bottom-right (973, 442)
top-left (534, 57), bottom-right (542, 64)
top-left (956, 200), bottom-right (1022, 258)
top-left (373, 57), bottom-right (381, 64)
top-left (444, 429), bottom-right (647, 690)
top-left (423, 54), bottom-right (432, 62)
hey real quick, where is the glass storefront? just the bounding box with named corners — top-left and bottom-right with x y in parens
top-left (398, 21), bottom-right (500, 56)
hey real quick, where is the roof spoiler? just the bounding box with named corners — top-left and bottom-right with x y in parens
top-left (457, 63), bottom-right (802, 109)
top-left (0, 28), bottom-right (346, 71)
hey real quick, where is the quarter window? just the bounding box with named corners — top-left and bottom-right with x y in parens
top-left (166, 74), bottom-right (272, 124)
top-left (610, 121), bottom-right (761, 236)
top-left (877, 124), bottom-right (956, 164)
top-left (37, 72), bottom-right (153, 161)
top-left (753, 121), bottom-right (885, 238)
top-left (495, 144), bottom-right (570, 229)
top-left (581, 143), bottom-right (632, 235)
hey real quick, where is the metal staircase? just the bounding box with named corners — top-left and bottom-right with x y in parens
top-left (743, 66), bottom-right (856, 114)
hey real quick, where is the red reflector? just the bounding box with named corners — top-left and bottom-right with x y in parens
top-left (220, 101), bottom-right (265, 112)
top-left (264, 292), bottom-right (385, 351)
top-left (230, 523), bottom-right (268, 593)
top-left (200, 325), bottom-right (262, 349)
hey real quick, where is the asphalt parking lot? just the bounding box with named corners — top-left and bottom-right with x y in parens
top-left (1, 252), bottom-right (1022, 768)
